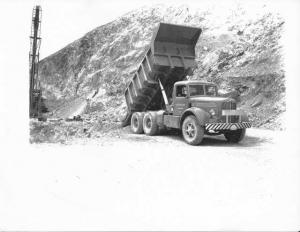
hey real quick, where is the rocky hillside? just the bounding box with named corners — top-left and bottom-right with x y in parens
top-left (38, 3), bottom-right (285, 131)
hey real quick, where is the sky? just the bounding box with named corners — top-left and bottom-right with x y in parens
top-left (0, 0), bottom-right (215, 59)
top-left (0, 0), bottom-right (287, 59)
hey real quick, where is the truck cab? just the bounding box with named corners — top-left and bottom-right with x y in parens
top-left (173, 81), bottom-right (220, 116)
top-left (165, 80), bottom-right (251, 144)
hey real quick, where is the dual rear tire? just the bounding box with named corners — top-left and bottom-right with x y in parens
top-left (130, 112), bottom-right (144, 134)
top-left (130, 112), bottom-right (158, 135)
top-left (131, 113), bottom-right (205, 145)
top-left (142, 112), bottom-right (159, 135)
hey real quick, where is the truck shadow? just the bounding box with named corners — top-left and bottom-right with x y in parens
top-left (200, 135), bottom-right (269, 147)
top-left (162, 130), bottom-right (269, 147)
top-left (122, 126), bottom-right (270, 147)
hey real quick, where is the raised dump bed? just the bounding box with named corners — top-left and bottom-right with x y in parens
top-left (123, 23), bottom-right (202, 126)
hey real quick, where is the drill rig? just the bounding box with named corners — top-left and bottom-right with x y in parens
top-left (29, 5), bottom-right (47, 118)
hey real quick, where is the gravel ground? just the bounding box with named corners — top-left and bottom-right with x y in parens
top-left (1, 127), bottom-right (300, 230)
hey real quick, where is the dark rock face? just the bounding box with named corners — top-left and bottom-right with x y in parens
top-left (39, 3), bottom-right (285, 130)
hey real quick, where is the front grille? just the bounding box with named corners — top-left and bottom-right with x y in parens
top-left (222, 101), bottom-right (236, 110)
top-left (229, 115), bottom-right (239, 123)
top-left (221, 115), bottom-right (240, 123)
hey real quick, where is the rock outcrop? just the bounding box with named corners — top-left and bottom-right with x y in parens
top-left (38, 3), bottom-right (285, 131)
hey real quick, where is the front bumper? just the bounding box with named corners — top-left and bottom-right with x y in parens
top-left (205, 122), bottom-right (251, 131)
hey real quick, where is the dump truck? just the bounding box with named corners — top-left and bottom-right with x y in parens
top-left (122, 23), bottom-right (251, 145)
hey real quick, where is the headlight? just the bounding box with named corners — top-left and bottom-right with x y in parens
top-left (209, 109), bottom-right (216, 116)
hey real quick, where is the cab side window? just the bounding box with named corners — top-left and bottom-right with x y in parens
top-left (176, 85), bottom-right (187, 97)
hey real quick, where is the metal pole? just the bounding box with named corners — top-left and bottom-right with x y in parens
top-left (29, 6), bottom-right (41, 117)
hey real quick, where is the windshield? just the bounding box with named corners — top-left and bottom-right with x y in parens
top-left (189, 84), bottom-right (217, 96)
top-left (189, 85), bottom-right (204, 96)
top-left (205, 85), bottom-right (217, 96)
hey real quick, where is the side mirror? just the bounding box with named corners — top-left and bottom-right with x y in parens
top-left (218, 89), bottom-right (227, 97)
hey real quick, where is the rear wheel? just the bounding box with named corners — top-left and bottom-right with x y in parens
top-left (182, 115), bottom-right (204, 145)
top-left (130, 112), bottom-right (144, 134)
top-left (143, 112), bottom-right (158, 136)
top-left (224, 128), bottom-right (246, 143)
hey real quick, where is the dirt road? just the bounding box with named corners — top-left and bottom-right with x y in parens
top-left (1, 128), bottom-right (299, 230)
top-left (71, 126), bottom-right (280, 148)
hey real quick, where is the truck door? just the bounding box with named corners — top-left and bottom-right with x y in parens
top-left (173, 85), bottom-right (189, 116)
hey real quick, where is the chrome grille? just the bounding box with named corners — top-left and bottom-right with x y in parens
top-left (222, 101), bottom-right (236, 110)
top-left (221, 101), bottom-right (238, 123)
top-left (221, 115), bottom-right (240, 123)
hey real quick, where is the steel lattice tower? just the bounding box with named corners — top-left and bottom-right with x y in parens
top-left (29, 5), bottom-right (42, 117)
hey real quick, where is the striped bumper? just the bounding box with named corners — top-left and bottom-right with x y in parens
top-left (205, 122), bottom-right (251, 131)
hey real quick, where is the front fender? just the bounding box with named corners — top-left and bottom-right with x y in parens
top-left (240, 110), bottom-right (249, 122)
top-left (180, 107), bottom-right (210, 127)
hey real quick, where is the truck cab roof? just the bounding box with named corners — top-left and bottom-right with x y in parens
top-left (174, 80), bottom-right (217, 86)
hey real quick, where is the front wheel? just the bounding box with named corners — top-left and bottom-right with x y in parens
top-left (224, 128), bottom-right (246, 143)
top-left (182, 115), bottom-right (204, 145)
